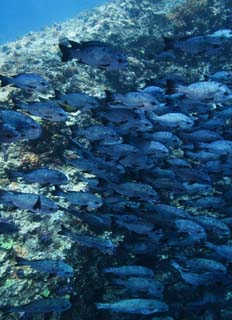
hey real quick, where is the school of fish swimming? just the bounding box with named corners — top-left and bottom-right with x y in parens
top-left (0, 28), bottom-right (232, 318)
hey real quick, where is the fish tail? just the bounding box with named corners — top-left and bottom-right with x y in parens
top-left (95, 303), bottom-right (110, 310)
top-left (53, 185), bottom-right (65, 196)
top-left (0, 75), bottom-right (12, 87)
top-left (59, 225), bottom-right (70, 236)
top-left (0, 305), bottom-right (14, 313)
top-left (59, 44), bottom-right (73, 62)
top-left (111, 279), bottom-right (123, 286)
top-left (205, 241), bottom-right (214, 249)
top-left (4, 168), bottom-right (21, 180)
top-left (163, 37), bottom-right (175, 50)
top-left (15, 256), bottom-right (28, 266)
top-left (166, 79), bottom-right (178, 95)
top-left (11, 98), bottom-right (25, 109)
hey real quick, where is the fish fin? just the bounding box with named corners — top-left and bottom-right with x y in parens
top-left (98, 64), bottom-right (110, 70)
top-left (15, 256), bottom-right (28, 266)
top-left (104, 90), bottom-right (113, 102)
top-left (95, 303), bottom-right (110, 310)
top-left (52, 185), bottom-right (65, 196)
top-left (68, 40), bottom-right (82, 49)
top-left (59, 225), bottom-right (70, 236)
top-left (4, 168), bottom-right (21, 180)
top-left (166, 79), bottom-right (178, 94)
top-left (54, 89), bottom-right (63, 99)
top-left (79, 40), bottom-right (108, 48)
top-left (203, 73), bottom-right (210, 80)
top-left (59, 44), bottom-right (72, 62)
top-left (0, 75), bottom-right (12, 87)
top-left (11, 97), bottom-right (24, 109)
top-left (33, 196), bottom-right (41, 211)
top-left (0, 306), bottom-right (12, 314)
top-left (163, 37), bottom-right (175, 50)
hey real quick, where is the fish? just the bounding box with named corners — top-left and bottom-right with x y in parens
top-left (55, 90), bottom-right (99, 111)
top-left (0, 73), bottom-right (49, 93)
top-left (0, 123), bottom-right (21, 143)
top-left (0, 218), bottom-right (19, 234)
top-left (171, 261), bottom-right (218, 286)
top-left (54, 186), bottom-right (103, 209)
top-left (110, 91), bottom-right (160, 110)
top-left (59, 225), bottom-right (116, 253)
top-left (197, 140), bottom-right (232, 155)
top-left (205, 242), bottom-right (232, 261)
top-left (59, 40), bottom-right (128, 70)
top-left (193, 215), bottom-right (230, 238)
top-left (110, 181), bottom-right (159, 201)
top-left (95, 143), bottom-right (138, 160)
top-left (167, 80), bottom-right (232, 103)
top-left (6, 168), bottom-right (68, 185)
top-left (96, 298), bottom-right (168, 314)
top-left (0, 189), bottom-right (58, 214)
top-left (149, 112), bottom-right (194, 129)
top-left (113, 214), bottom-right (154, 234)
top-left (74, 125), bottom-right (123, 145)
top-left (0, 109), bottom-right (42, 140)
top-left (112, 277), bottom-right (164, 297)
top-left (102, 265), bottom-right (155, 277)
top-left (15, 257), bottom-right (74, 277)
top-left (163, 35), bottom-right (221, 55)
top-left (205, 70), bottom-right (232, 82)
top-left (208, 29), bottom-right (232, 41)
top-left (175, 219), bottom-right (207, 240)
top-left (180, 257), bottom-right (227, 274)
top-left (0, 297), bottom-right (71, 314)
top-left (13, 98), bottom-right (67, 122)
top-left (149, 131), bottom-right (181, 146)
top-left (119, 153), bottom-right (155, 170)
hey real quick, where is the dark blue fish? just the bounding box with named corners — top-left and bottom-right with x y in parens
top-left (206, 242), bottom-right (232, 261)
top-left (59, 40), bottom-right (128, 70)
top-left (16, 257), bottom-right (74, 277)
top-left (54, 186), bottom-right (103, 209)
top-left (171, 261), bottom-right (219, 286)
top-left (96, 298), bottom-right (168, 314)
top-left (74, 125), bottom-right (123, 145)
top-left (13, 98), bottom-right (67, 122)
top-left (113, 214), bottom-right (154, 234)
top-left (59, 225), bottom-right (116, 253)
top-left (0, 189), bottom-right (57, 214)
top-left (55, 90), bottom-right (99, 111)
top-left (0, 218), bottom-right (19, 234)
top-left (0, 123), bottom-right (21, 143)
top-left (163, 35), bottom-right (221, 55)
top-left (0, 73), bottom-right (49, 93)
top-left (6, 168), bottom-right (68, 185)
top-left (112, 277), bottom-right (164, 297)
top-left (0, 297), bottom-right (71, 314)
top-left (103, 265), bottom-right (155, 277)
top-left (0, 109), bottom-right (42, 140)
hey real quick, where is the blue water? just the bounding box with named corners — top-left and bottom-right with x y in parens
top-left (0, 0), bottom-right (109, 44)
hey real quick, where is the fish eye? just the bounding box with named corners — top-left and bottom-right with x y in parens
top-left (31, 125), bottom-right (38, 129)
top-left (40, 81), bottom-right (47, 86)
top-left (224, 92), bottom-right (229, 96)
top-left (118, 58), bottom-right (124, 63)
